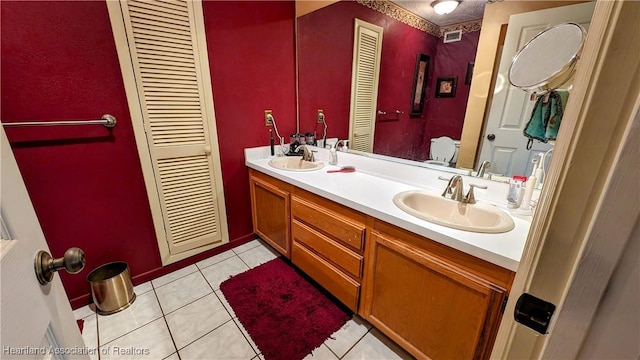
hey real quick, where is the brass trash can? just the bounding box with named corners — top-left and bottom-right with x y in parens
top-left (87, 262), bottom-right (136, 315)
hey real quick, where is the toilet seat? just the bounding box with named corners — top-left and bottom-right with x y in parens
top-left (430, 136), bottom-right (456, 163)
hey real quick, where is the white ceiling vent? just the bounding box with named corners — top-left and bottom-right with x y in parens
top-left (443, 29), bottom-right (463, 43)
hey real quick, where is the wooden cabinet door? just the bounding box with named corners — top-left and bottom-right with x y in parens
top-left (249, 174), bottom-right (290, 258)
top-left (363, 231), bottom-right (506, 360)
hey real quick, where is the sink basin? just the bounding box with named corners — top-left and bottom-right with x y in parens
top-left (268, 157), bottom-right (324, 172)
top-left (393, 190), bottom-right (515, 233)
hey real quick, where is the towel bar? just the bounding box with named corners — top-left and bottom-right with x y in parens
top-left (2, 114), bottom-right (117, 128)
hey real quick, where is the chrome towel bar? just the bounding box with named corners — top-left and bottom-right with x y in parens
top-left (377, 110), bottom-right (404, 115)
top-left (2, 114), bottom-right (117, 128)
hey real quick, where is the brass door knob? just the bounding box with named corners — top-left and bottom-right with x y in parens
top-left (34, 247), bottom-right (86, 285)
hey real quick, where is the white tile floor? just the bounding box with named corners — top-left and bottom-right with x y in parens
top-left (74, 239), bottom-right (413, 360)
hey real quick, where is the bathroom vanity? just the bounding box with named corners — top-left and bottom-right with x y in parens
top-left (246, 146), bottom-right (529, 360)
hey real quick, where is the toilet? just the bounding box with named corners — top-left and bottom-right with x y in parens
top-left (426, 136), bottom-right (460, 166)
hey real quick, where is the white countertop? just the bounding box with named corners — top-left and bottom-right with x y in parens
top-left (245, 146), bottom-right (531, 271)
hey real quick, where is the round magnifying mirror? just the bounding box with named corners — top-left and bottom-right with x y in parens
top-left (509, 23), bottom-right (586, 93)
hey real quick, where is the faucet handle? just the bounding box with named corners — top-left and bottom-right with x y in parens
top-left (469, 183), bottom-right (488, 190)
top-left (438, 176), bottom-right (452, 196)
top-left (465, 183), bottom-right (488, 204)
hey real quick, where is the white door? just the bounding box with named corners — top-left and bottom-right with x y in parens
top-left (0, 129), bottom-right (88, 360)
top-left (348, 19), bottom-right (383, 153)
top-left (477, 2), bottom-right (595, 177)
top-left (107, 0), bottom-right (229, 265)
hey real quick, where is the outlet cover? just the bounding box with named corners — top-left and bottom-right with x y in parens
top-left (264, 110), bottom-right (273, 126)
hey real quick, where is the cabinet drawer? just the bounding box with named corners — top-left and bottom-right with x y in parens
top-left (292, 241), bottom-right (360, 312)
top-left (292, 196), bottom-right (365, 252)
top-left (292, 219), bottom-right (363, 280)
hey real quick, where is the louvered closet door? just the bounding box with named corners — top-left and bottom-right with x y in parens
top-left (120, 0), bottom-right (226, 254)
top-left (348, 19), bottom-right (383, 153)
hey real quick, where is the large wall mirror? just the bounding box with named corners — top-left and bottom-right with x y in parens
top-left (296, 0), bottom-right (595, 182)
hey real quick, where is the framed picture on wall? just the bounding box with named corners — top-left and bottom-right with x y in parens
top-left (410, 53), bottom-right (430, 117)
top-left (435, 76), bottom-right (457, 98)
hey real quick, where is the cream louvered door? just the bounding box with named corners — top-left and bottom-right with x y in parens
top-left (348, 19), bottom-right (383, 152)
top-left (115, 0), bottom-right (228, 257)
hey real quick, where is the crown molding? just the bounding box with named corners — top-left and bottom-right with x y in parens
top-left (356, 0), bottom-right (440, 37)
top-left (440, 19), bottom-right (483, 36)
top-left (356, 0), bottom-right (481, 38)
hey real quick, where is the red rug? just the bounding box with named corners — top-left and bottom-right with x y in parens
top-left (220, 257), bottom-right (351, 360)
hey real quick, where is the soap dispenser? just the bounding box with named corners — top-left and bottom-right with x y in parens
top-left (329, 143), bottom-right (338, 165)
top-left (339, 140), bottom-right (349, 152)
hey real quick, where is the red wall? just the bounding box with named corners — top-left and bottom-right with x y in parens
top-left (297, 1), bottom-right (358, 141)
top-left (1, 0), bottom-right (296, 308)
top-left (375, 21), bottom-right (438, 160)
top-left (202, 1), bottom-right (297, 240)
top-left (420, 30), bottom-right (480, 161)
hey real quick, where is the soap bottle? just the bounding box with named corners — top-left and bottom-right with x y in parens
top-left (329, 143), bottom-right (338, 165)
top-left (339, 140), bottom-right (349, 152)
top-left (507, 178), bottom-right (523, 209)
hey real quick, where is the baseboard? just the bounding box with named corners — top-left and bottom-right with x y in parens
top-left (70, 232), bottom-right (258, 310)
top-left (70, 293), bottom-right (92, 310)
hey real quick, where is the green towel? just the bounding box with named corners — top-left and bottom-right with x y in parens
top-left (523, 95), bottom-right (548, 143)
top-left (523, 90), bottom-right (569, 148)
top-left (545, 90), bottom-right (569, 141)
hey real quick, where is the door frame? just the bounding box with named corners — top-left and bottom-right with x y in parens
top-left (492, 1), bottom-right (640, 357)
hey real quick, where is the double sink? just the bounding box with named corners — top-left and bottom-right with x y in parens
top-left (268, 157), bottom-right (515, 234)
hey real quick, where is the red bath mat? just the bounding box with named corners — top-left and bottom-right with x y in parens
top-left (220, 257), bottom-right (351, 360)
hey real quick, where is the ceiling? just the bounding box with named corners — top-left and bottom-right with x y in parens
top-left (391, 0), bottom-right (488, 26)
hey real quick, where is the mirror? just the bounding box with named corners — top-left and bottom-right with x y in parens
top-left (297, 0), bottom-right (479, 168)
top-left (296, 0), bottom-right (594, 181)
top-left (509, 23), bottom-right (585, 93)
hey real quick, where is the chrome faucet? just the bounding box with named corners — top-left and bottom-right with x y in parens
top-left (295, 145), bottom-right (315, 162)
top-left (477, 160), bottom-right (491, 177)
top-left (442, 175), bottom-right (464, 202)
top-left (440, 175), bottom-right (488, 204)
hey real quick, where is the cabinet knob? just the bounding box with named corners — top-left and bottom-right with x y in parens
top-left (203, 146), bottom-right (212, 155)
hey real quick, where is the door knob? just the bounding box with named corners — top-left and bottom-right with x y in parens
top-left (203, 146), bottom-right (212, 155)
top-left (34, 247), bottom-right (86, 285)
top-left (487, 133), bottom-right (496, 141)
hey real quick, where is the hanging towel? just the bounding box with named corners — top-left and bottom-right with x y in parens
top-left (545, 90), bottom-right (569, 141)
top-left (523, 90), bottom-right (570, 149)
top-left (523, 94), bottom-right (549, 146)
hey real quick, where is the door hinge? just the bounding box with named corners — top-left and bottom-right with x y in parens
top-left (514, 293), bottom-right (556, 334)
